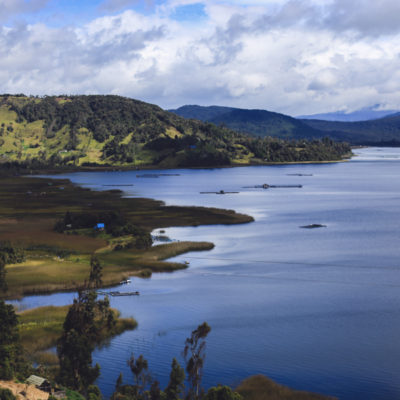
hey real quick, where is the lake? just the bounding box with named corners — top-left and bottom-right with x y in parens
top-left (18, 147), bottom-right (400, 399)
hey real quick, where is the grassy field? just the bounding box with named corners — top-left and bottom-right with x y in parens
top-left (18, 305), bottom-right (137, 365)
top-left (236, 375), bottom-right (336, 400)
top-left (0, 176), bottom-right (251, 298)
top-left (5, 241), bottom-right (214, 297)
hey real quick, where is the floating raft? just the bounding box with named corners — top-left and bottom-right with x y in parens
top-left (267, 184), bottom-right (302, 188)
top-left (200, 190), bottom-right (239, 194)
top-left (243, 183), bottom-right (302, 189)
top-left (97, 290), bottom-right (139, 296)
top-left (286, 173), bottom-right (313, 176)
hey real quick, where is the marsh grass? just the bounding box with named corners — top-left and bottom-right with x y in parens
top-left (18, 305), bottom-right (137, 364)
top-left (19, 305), bottom-right (68, 353)
top-left (5, 241), bottom-right (213, 297)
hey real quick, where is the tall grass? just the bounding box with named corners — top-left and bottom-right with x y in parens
top-left (18, 305), bottom-right (137, 364)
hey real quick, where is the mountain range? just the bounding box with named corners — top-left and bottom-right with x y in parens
top-left (170, 105), bottom-right (400, 145)
top-left (0, 94), bottom-right (351, 171)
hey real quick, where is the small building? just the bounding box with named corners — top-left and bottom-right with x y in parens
top-left (94, 223), bottom-right (105, 231)
top-left (26, 375), bottom-right (52, 393)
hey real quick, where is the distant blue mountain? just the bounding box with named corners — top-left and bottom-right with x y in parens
top-left (298, 105), bottom-right (398, 122)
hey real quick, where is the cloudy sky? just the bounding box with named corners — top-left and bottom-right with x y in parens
top-left (1, 0), bottom-right (400, 115)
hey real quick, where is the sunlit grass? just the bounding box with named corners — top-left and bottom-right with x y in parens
top-left (18, 305), bottom-right (137, 363)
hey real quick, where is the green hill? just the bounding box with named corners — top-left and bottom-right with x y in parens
top-left (170, 105), bottom-right (325, 140)
top-left (0, 95), bottom-right (351, 170)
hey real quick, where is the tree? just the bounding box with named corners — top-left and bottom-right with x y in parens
top-left (0, 388), bottom-right (16, 400)
top-left (0, 242), bottom-right (25, 265)
top-left (0, 259), bottom-right (6, 292)
top-left (183, 322), bottom-right (211, 400)
top-left (87, 385), bottom-right (102, 400)
top-left (165, 358), bottom-right (185, 400)
top-left (115, 372), bottom-right (123, 391)
top-left (0, 301), bottom-right (20, 380)
top-left (149, 380), bottom-right (162, 400)
top-left (57, 291), bottom-right (100, 391)
top-left (203, 386), bottom-right (242, 400)
top-left (89, 255), bottom-right (103, 288)
top-left (127, 353), bottom-right (150, 397)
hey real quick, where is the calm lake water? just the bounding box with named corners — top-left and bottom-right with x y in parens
top-left (18, 147), bottom-right (400, 399)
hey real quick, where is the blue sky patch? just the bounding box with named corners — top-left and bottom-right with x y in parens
top-left (170, 3), bottom-right (207, 22)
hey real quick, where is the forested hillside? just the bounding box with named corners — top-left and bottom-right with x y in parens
top-left (172, 104), bottom-right (400, 145)
top-left (170, 105), bottom-right (325, 140)
top-left (0, 95), bottom-right (351, 170)
top-left (301, 114), bottom-right (400, 145)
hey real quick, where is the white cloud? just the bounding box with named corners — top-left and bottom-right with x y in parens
top-left (0, 0), bottom-right (49, 22)
top-left (1, 0), bottom-right (400, 115)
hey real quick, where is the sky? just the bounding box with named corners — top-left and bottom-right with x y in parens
top-left (1, 0), bottom-right (400, 116)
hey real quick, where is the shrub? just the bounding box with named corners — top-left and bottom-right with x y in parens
top-left (0, 388), bottom-right (16, 400)
top-left (0, 242), bottom-right (26, 264)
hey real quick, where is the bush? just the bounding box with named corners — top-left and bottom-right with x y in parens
top-left (204, 386), bottom-right (242, 400)
top-left (0, 359), bottom-right (14, 380)
top-left (0, 242), bottom-right (26, 264)
top-left (0, 388), bottom-right (16, 400)
top-left (135, 234), bottom-right (152, 250)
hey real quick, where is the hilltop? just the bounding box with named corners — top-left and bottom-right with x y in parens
top-left (0, 95), bottom-right (350, 171)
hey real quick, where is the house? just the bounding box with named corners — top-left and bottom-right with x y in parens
top-left (94, 223), bottom-right (105, 230)
top-left (25, 375), bottom-right (52, 393)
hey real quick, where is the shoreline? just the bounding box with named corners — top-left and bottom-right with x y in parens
top-left (0, 150), bottom-right (356, 177)
top-left (16, 155), bottom-right (353, 175)
top-left (4, 241), bottom-right (215, 300)
top-left (0, 175), bottom-right (251, 300)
